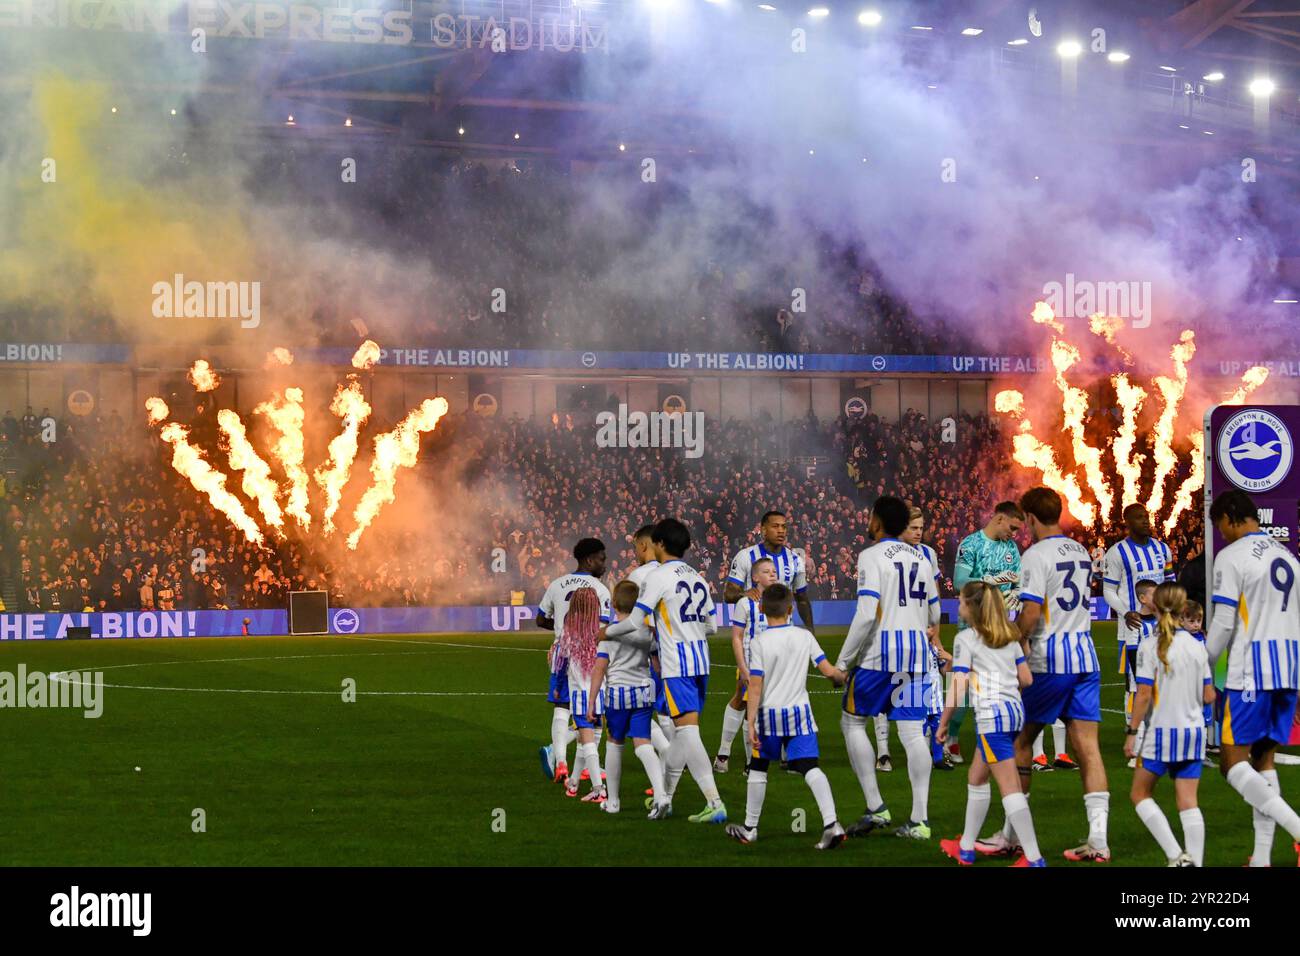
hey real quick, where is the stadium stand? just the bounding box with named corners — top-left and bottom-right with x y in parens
top-left (0, 402), bottom-right (1203, 612)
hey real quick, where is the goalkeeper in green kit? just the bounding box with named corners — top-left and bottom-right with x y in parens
top-left (947, 502), bottom-right (1026, 766)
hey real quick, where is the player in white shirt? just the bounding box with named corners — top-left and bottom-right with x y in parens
top-left (714, 557), bottom-right (777, 773)
top-left (626, 524), bottom-right (675, 761)
top-left (837, 496), bottom-right (943, 841)
top-left (938, 581), bottom-right (1045, 867)
top-left (1003, 487), bottom-right (1112, 863)
top-left (1206, 490), bottom-right (1300, 867)
top-left (1103, 504), bottom-right (1175, 688)
top-left (724, 584), bottom-right (848, 849)
top-left (537, 538), bottom-right (611, 787)
top-left (1125, 583), bottom-right (1214, 866)
top-left (554, 579), bottom-right (614, 802)
top-left (896, 506), bottom-right (954, 773)
top-left (603, 518), bottom-right (727, 824)
top-left (724, 510), bottom-right (815, 634)
top-left (587, 580), bottom-right (667, 816)
top-left (1120, 579), bottom-right (1160, 768)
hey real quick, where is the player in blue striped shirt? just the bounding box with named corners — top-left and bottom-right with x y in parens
top-left (588, 580), bottom-right (668, 817)
top-left (714, 557), bottom-right (777, 773)
top-left (1103, 504), bottom-right (1174, 678)
top-left (1206, 490), bottom-right (1300, 867)
top-left (724, 584), bottom-right (848, 849)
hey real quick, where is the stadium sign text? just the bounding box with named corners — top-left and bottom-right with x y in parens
top-left (384, 348), bottom-right (509, 367)
top-left (0, 0), bottom-right (609, 51)
top-left (1220, 360), bottom-right (1300, 378)
top-left (431, 13), bottom-right (607, 53)
top-left (667, 352), bottom-right (807, 370)
top-left (0, 343), bottom-right (131, 363)
top-left (0, 598), bottom-right (1115, 640)
top-left (0, 0), bottom-right (417, 44)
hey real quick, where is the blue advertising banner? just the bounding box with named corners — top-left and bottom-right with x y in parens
top-left (5, 343), bottom-right (1294, 378)
top-left (0, 343), bottom-right (132, 364)
top-left (0, 596), bottom-right (1116, 641)
top-left (297, 347), bottom-right (1053, 375)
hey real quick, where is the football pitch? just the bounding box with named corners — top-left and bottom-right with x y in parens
top-left (1, 622), bottom-right (1294, 867)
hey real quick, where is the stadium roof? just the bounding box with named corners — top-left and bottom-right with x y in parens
top-left (2, 0), bottom-right (1298, 157)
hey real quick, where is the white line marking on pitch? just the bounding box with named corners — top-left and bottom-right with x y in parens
top-left (47, 636), bottom-right (1141, 702)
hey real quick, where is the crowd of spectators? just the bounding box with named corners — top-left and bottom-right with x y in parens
top-left (0, 401), bottom-right (1205, 614)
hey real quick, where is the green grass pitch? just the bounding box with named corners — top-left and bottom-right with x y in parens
top-left (1, 622), bottom-right (1295, 866)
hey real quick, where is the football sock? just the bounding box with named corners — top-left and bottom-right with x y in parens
top-left (745, 770), bottom-right (768, 829)
top-left (899, 720), bottom-right (932, 822)
top-left (635, 743), bottom-right (667, 805)
top-left (1003, 791), bottom-right (1042, 862)
top-left (604, 742), bottom-right (623, 808)
top-left (961, 783), bottom-right (991, 852)
top-left (1136, 797), bottom-right (1181, 861)
top-left (650, 720), bottom-right (672, 760)
top-left (1251, 769), bottom-right (1279, 866)
top-left (1084, 791), bottom-right (1111, 850)
top-left (676, 724), bottom-right (721, 805)
top-left (1228, 762), bottom-right (1300, 841)
top-left (1051, 720), bottom-right (1068, 758)
top-left (1180, 807), bottom-right (1205, 867)
top-left (579, 741), bottom-right (602, 792)
top-left (840, 712), bottom-right (883, 809)
top-left (718, 706), bottom-right (745, 758)
top-left (550, 708), bottom-right (571, 769)
top-left (804, 767), bottom-right (838, 828)
top-left (947, 707), bottom-right (967, 746)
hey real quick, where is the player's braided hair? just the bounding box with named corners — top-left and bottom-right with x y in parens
top-left (558, 587), bottom-right (602, 680)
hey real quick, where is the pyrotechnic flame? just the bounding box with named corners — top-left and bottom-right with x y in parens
top-left (255, 387), bottom-right (312, 531)
top-left (1162, 431), bottom-right (1204, 537)
top-left (1145, 330), bottom-right (1196, 519)
top-left (217, 409), bottom-right (286, 534)
top-left (159, 422), bottom-right (265, 546)
top-left (352, 340), bottom-right (381, 370)
top-left (145, 397), bottom-right (169, 425)
top-left (1089, 314), bottom-right (1132, 364)
top-left (1224, 366), bottom-right (1269, 405)
top-left (1051, 339), bottom-right (1114, 524)
top-left (315, 378), bottom-right (373, 535)
top-left (994, 389), bottom-right (1097, 526)
top-left (267, 347), bottom-right (294, 367)
top-left (1031, 300), bottom-right (1064, 334)
top-left (189, 359), bottom-right (221, 392)
top-left (1110, 373), bottom-right (1147, 511)
top-left (347, 397), bottom-right (450, 550)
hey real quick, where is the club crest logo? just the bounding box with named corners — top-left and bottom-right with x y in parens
top-left (1218, 409), bottom-right (1293, 492)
